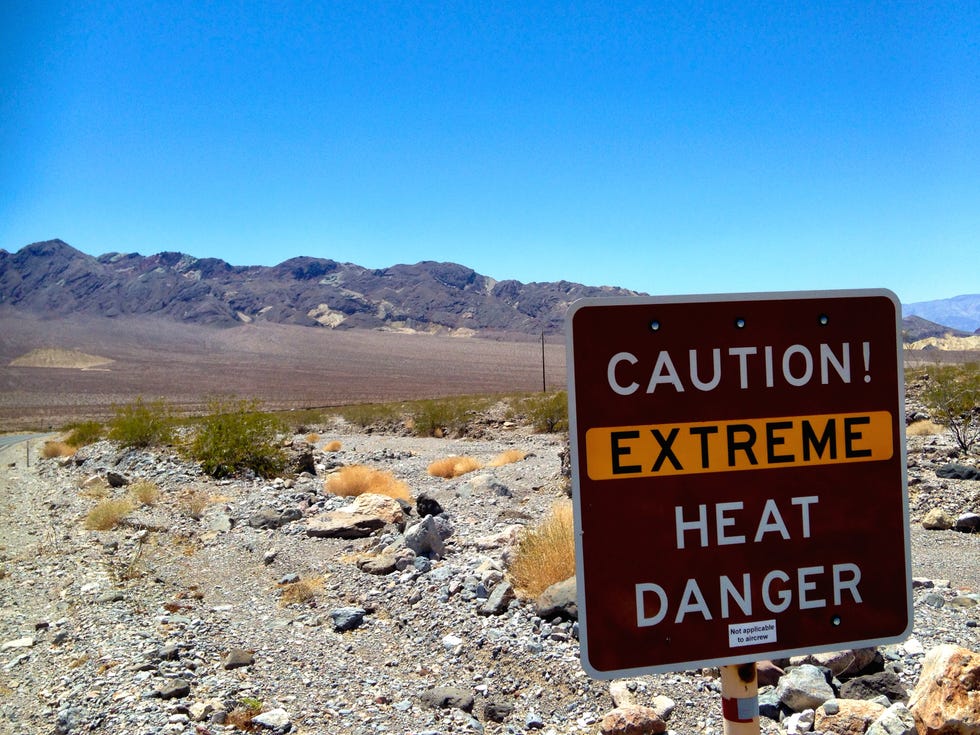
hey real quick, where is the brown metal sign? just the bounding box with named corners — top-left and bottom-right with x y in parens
top-left (566, 290), bottom-right (911, 678)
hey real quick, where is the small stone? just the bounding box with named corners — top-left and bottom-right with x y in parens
top-left (420, 686), bottom-right (474, 712)
top-left (157, 678), bottom-right (191, 699)
top-left (222, 648), bottom-right (254, 670)
top-left (251, 708), bottom-right (290, 729)
top-left (330, 607), bottom-right (366, 632)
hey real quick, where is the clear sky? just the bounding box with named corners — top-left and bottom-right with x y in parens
top-left (1, 2), bottom-right (977, 304)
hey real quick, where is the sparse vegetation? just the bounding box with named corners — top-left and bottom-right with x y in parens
top-left (305, 432), bottom-right (320, 444)
top-left (278, 577), bottom-right (323, 606)
top-left (226, 696), bottom-right (264, 730)
top-left (129, 480), bottom-right (161, 506)
top-left (507, 391), bottom-right (568, 433)
top-left (177, 488), bottom-right (212, 519)
top-left (336, 402), bottom-right (400, 429)
top-left (508, 500), bottom-right (575, 598)
top-left (42, 440), bottom-right (75, 458)
top-left (906, 419), bottom-right (945, 437)
top-left (83, 498), bottom-right (134, 530)
top-left (65, 420), bottom-right (103, 448)
top-left (427, 455), bottom-right (482, 479)
top-left (108, 398), bottom-right (173, 448)
top-left (322, 440), bottom-right (342, 452)
top-left (409, 396), bottom-right (493, 437)
top-left (324, 465), bottom-right (411, 501)
top-left (488, 448), bottom-right (526, 467)
top-left (921, 363), bottom-right (980, 453)
top-left (188, 399), bottom-right (286, 478)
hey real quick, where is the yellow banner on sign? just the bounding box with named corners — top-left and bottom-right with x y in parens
top-left (585, 411), bottom-right (893, 480)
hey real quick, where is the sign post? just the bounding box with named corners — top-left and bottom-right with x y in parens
top-left (566, 290), bottom-right (910, 686)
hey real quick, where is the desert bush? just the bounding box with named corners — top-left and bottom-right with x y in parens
top-left (108, 398), bottom-right (173, 448)
top-left (488, 449), bottom-right (526, 467)
top-left (65, 421), bottom-right (103, 448)
top-left (278, 577), bottom-right (323, 606)
top-left (410, 396), bottom-right (493, 437)
top-left (921, 363), bottom-right (980, 453)
top-left (42, 440), bottom-right (75, 458)
top-left (324, 465), bottom-right (411, 501)
top-left (189, 399), bottom-right (286, 478)
top-left (508, 500), bottom-right (576, 598)
top-left (84, 498), bottom-right (134, 530)
top-left (322, 440), bottom-right (343, 452)
top-left (336, 402), bottom-right (400, 429)
top-left (427, 455), bottom-right (483, 479)
top-left (129, 480), bottom-right (161, 506)
top-left (226, 697), bottom-right (264, 730)
top-left (906, 419), bottom-right (945, 437)
top-left (177, 488), bottom-right (212, 519)
top-left (508, 391), bottom-right (568, 433)
top-left (305, 432), bottom-right (321, 444)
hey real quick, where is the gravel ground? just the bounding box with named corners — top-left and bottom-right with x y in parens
top-left (0, 415), bottom-right (978, 735)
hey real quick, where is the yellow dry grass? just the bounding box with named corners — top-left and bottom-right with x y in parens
top-left (305, 433), bottom-right (321, 444)
top-left (42, 441), bottom-right (75, 458)
top-left (322, 440), bottom-right (343, 452)
top-left (907, 419), bottom-right (945, 437)
top-left (508, 500), bottom-right (576, 598)
top-left (488, 449), bottom-right (526, 467)
top-left (129, 480), bottom-right (161, 506)
top-left (278, 577), bottom-right (323, 606)
top-left (427, 455), bottom-right (483, 479)
top-left (324, 465), bottom-right (411, 501)
top-left (177, 488), bottom-right (213, 519)
top-left (83, 498), bottom-right (134, 531)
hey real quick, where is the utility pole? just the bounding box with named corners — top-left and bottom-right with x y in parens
top-left (541, 331), bottom-right (546, 392)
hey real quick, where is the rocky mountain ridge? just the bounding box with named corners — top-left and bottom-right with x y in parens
top-left (0, 240), bottom-right (636, 336)
top-left (3, 240), bottom-right (977, 338)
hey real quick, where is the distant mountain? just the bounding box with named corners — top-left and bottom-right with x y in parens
top-left (901, 315), bottom-right (972, 342)
top-left (2, 240), bottom-right (972, 341)
top-left (0, 239), bottom-right (637, 335)
top-left (904, 294), bottom-right (980, 334)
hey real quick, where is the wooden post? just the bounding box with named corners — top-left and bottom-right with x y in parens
top-left (721, 663), bottom-right (759, 735)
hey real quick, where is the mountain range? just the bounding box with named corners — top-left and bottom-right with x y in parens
top-left (1, 239), bottom-right (977, 338)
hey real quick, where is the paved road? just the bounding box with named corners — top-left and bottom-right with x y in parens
top-left (0, 433), bottom-right (54, 467)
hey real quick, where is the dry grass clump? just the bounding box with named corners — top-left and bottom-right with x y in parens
top-left (278, 577), bottom-right (323, 606)
top-left (508, 500), bottom-right (576, 598)
top-left (907, 419), bottom-right (945, 437)
top-left (225, 697), bottom-right (264, 730)
top-left (177, 488), bottom-right (213, 519)
top-left (129, 480), bottom-right (161, 506)
top-left (488, 449), bottom-right (526, 467)
top-left (322, 440), bottom-right (342, 452)
top-left (305, 432), bottom-right (321, 444)
top-left (42, 441), bottom-right (75, 458)
top-left (324, 465), bottom-right (411, 501)
top-left (83, 498), bottom-right (135, 531)
top-left (427, 455), bottom-right (483, 479)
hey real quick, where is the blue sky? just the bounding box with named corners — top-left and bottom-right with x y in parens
top-left (1, 2), bottom-right (977, 304)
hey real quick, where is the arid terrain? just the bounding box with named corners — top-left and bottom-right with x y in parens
top-left (0, 312), bottom-right (567, 431)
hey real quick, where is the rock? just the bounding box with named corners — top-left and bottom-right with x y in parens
top-left (420, 686), bottom-right (474, 712)
top-left (221, 648), bottom-right (254, 670)
top-left (484, 700), bottom-right (514, 722)
top-left (776, 664), bottom-right (836, 711)
top-left (758, 660), bottom-right (786, 687)
top-left (1, 636), bottom-right (35, 650)
top-left (866, 703), bottom-right (916, 735)
top-left (535, 577), bottom-right (578, 621)
top-left (791, 648), bottom-right (878, 678)
top-left (249, 508), bottom-right (285, 529)
top-left (839, 671), bottom-right (908, 704)
top-left (936, 464), bottom-right (980, 481)
top-left (157, 678), bottom-right (191, 699)
top-left (785, 708), bottom-right (815, 734)
top-left (416, 493), bottom-right (444, 517)
top-left (330, 607), bottom-right (367, 632)
top-left (478, 581), bottom-right (515, 616)
top-left (599, 705), bottom-right (667, 735)
top-left (306, 513), bottom-right (387, 538)
top-left (908, 644), bottom-right (980, 735)
top-left (609, 681), bottom-right (636, 708)
top-left (922, 508), bottom-right (957, 530)
top-left (954, 513), bottom-right (980, 533)
top-left (293, 450), bottom-right (316, 475)
top-left (344, 492), bottom-right (405, 525)
top-left (404, 515), bottom-right (448, 558)
top-left (815, 699), bottom-right (887, 735)
top-left (106, 471), bottom-right (128, 487)
top-left (650, 695), bottom-right (674, 720)
top-left (357, 551), bottom-right (399, 575)
top-left (251, 707), bottom-right (291, 729)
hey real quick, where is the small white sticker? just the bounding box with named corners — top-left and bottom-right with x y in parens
top-left (729, 620), bottom-right (777, 648)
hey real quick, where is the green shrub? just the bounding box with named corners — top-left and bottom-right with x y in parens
top-left (108, 398), bottom-right (173, 448)
top-left (921, 363), bottom-right (980, 453)
top-left (335, 402), bottom-right (400, 429)
top-left (189, 399), bottom-right (286, 478)
top-left (508, 391), bottom-right (568, 433)
top-left (65, 421), bottom-right (103, 448)
top-left (409, 396), bottom-right (492, 437)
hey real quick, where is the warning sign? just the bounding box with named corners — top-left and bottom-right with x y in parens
top-left (566, 290), bottom-right (911, 678)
